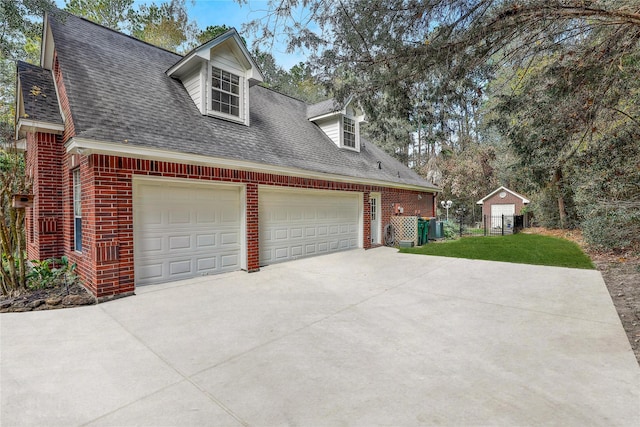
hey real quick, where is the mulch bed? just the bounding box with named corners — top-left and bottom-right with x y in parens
top-left (0, 281), bottom-right (95, 312)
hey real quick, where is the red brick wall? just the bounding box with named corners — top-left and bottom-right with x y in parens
top-left (25, 132), bottom-right (64, 261)
top-left (53, 154), bottom-right (435, 298)
top-left (380, 188), bottom-right (435, 234)
top-left (481, 191), bottom-right (528, 218)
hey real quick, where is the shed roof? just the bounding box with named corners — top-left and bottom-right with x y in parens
top-left (476, 186), bottom-right (530, 205)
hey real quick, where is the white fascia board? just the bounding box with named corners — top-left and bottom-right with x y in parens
top-left (167, 29), bottom-right (264, 83)
top-left (478, 186), bottom-right (530, 204)
top-left (166, 53), bottom-right (206, 78)
top-left (16, 119), bottom-right (65, 137)
top-left (308, 111), bottom-right (341, 122)
top-left (66, 137), bottom-right (440, 193)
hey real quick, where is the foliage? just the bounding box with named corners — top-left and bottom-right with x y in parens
top-left (401, 233), bottom-right (594, 270)
top-left (0, 146), bottom-right (30, 295)
top-left (27, 256), bottom-right (78, 291)
top-left (245, 0), bottom-right (640, 251)
top-left (64, 0), bottom-right (135, 31)
top-left (442, 220), bottom-right (457, 240)
top-left (130, 0), bottom-right (197, 53)
top-left (0, 0), bottom-right (53, 60)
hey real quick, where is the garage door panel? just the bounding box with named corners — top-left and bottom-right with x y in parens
top-left (169, 235), bottom-right (191, 250)
top-left (197, 234), bottom-right (215, 248)
top-left (135, 180), bottom-right (242, 285)
top-left (259, 190), bottom-right (359, 265)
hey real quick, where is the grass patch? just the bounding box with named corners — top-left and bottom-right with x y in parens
top-left (400, 233), bottom-right (595, 269)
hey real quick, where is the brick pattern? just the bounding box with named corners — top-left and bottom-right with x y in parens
top-left (28, 150), bottom-right (436, 298)
top-left (481, 191), bottom-right (527, 218)
top-left (380, 188), bottom-right (435, 237)
top-left (25, 132), bottom-right (64, 261)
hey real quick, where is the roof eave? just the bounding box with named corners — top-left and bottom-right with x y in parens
top-left (16, 119), bottom-right (64, 138)
top-left (66, 137), bottom-right (439, 193)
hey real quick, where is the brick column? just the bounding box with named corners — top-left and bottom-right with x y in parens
top-left (25, 132), bottom-right (64, 261)
top-left (363, 191), bottom-right (372, 249)
top-left (80, 156), bottom-right (134, 298)
top-left (246, 183), bottom-right (260, 272)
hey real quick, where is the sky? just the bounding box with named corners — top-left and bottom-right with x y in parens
top-left (55, 0), bottom-right (309, 70)
top-left (188, 0), bottom-right (308, 69)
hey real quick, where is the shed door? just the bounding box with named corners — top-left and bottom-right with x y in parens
top-left (259, 189), bottom-right (360, 265)
top-left (490, 203), bottom-right (515, 228)
top-left (134, 179), bottom-right (242, 285)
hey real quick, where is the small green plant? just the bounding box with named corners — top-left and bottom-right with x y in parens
top-left (27, 256), bottom-right (78, 291)
top-left (443, 220), bottom-right (458, 239)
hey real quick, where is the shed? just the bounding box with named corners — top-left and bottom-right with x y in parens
top-left (476, 186), bottom-right (530, 228)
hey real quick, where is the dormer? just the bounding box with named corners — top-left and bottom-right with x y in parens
top-left (167, 29), bottom-right (263, 126)
top-left (308, 97), bottom-right (366, 152)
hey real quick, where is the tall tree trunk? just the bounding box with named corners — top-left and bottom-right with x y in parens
top-left (554, 168), bottom-right (567, 229)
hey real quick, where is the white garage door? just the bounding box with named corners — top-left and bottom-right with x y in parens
top-left (259, 189), bottom-right (360, 265)
top-left (134, 179), bottom-right (242, 285)
top-left (490, 203), bottom-right (515, 228)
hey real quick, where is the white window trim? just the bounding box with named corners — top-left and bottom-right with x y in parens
top-left (341, 115), bottom-right (360, 152)
top-left (72, 168), bottom-right (82, 253)
top-left (206, 65), bottom-right (246, 125)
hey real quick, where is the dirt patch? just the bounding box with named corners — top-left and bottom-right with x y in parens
top-left (0, 282), bottom-right (95, 313)
top-left (528, 227), bottom-right (640, 365)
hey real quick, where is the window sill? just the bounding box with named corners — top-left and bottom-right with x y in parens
top-left (206, 110), bottom-right (247, 126)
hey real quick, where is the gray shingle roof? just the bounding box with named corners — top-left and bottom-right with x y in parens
top-left (17, 61), bottom-right (62, 124)
top-left (50, 11), bottom-right (437, 191)
top-left (307, 98), bottom-right (342, 119)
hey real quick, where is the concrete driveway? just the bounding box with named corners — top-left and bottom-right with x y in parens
top-left (1, 247), bottom-right (638, 426)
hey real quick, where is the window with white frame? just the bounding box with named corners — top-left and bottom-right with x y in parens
top-left (343, 116), bottom-right (356, 148)
top-left (211, 66), bottom-right (240, 117)
top-left (73, 168), bottom-right (82, 252)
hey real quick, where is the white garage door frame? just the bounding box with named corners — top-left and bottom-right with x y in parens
top-left (259, 186), bottom-right (363, 265)
top-left (490, 203), bottom-right (515, 228)
top-left (132, 176), bottom-right (247, 285)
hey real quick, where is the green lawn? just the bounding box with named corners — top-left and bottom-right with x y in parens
top-left (400, 233), bottom-right (595, 269)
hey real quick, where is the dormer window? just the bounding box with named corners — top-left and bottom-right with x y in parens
top-left (211, 67), bottom-right (240, 117)
top-left (343, 116), bottom-right (356, 148)
top-left (308, 98), bottom-right (364, 152)
top-left (166, 28), bottom-right (264, 126)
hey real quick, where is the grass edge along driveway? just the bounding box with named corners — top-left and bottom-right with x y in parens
top-left (400, 233), bottom-right (594, 269)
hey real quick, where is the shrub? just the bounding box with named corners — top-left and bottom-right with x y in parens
top-left (27, 256), bottom-right (78, 291)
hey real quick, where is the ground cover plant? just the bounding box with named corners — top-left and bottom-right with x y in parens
top-left (400, 233), bottom-right (594, 270)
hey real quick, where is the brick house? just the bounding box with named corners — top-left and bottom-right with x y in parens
top-left (476, 186), bottom-right (530, 228)
top-left (15, 10), bottom-right (439, 299)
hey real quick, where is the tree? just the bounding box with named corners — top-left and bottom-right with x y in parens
top-left (245, 0), bottom-right (640, 249)
top-left (0, 146), bottom-right (30, 295)
top-left (195, 24), bottom-right (234, 45)
top-left (64, 0), bottom-right (135, 31)
top-left (131, 0), bottom-right (197, 53)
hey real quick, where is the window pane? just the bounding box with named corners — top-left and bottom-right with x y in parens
top-left (343, 117), bottom-right (356, 147)
top-left (72, 169), bottom-right (82, 252)
top-left (75, 218), bottom-right (82, 252)
top-left (211, 67), bottom-right (241, 117)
